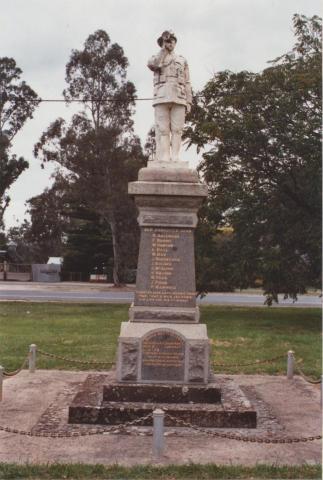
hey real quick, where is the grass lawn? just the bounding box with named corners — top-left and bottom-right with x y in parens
top-left (0, 462), bottom-right (321, 480)
top-left (0, 302), bottom-right (321, 377)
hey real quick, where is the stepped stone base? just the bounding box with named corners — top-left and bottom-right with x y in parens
top-left (68, 374), bottom-right (257, 428)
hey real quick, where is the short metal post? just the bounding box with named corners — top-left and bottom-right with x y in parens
top-left (0, 365), bottom-right (4, 401)
top-left (287, 350), bottom-right (294, 379)
top-left (153, 408), bottom-right (165, 458)
top-left (29, 344), bottom-right (37, 373)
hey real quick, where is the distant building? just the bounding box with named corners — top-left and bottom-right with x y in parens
top-left (47, 257), bottom-right (63, 265)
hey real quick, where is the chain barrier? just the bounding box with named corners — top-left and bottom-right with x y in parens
top-left (212, 354), bottom-right (286, 368)
top-left (294, 359), bottom-right (322, 385)
top-left (37, 348), bottom-right (115, 367)
top-left (0, 413), bottom-right (153, 438)
top-left (2, 348), bottom-right (320, 383)
top-left (164, 414), bottom-right (322, 444)
top-left (3, 356), bottom-right (29, 379)
top-left (0, 409), bottom-right (320, 443)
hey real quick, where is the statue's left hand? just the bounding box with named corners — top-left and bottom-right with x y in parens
top-left (186, 104), bottom-right (191, 114)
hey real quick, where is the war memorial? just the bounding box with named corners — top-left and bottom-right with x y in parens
top-left (68, 31), bottom-right (256, 428)
top-left (0, 28), bottom-right (321, 474)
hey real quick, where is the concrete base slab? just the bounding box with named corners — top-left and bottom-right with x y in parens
top-left (0, 370), bottom-right (321, 466)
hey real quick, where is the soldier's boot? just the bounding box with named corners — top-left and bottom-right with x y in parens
top-left (171, 132), bottom-right (182, 162)
top-left (158, 134), bottom-right (171, 162)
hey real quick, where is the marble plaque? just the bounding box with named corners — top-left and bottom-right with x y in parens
top-left (141, 330), bottom-right (185, 381)
top-left (134, 227), bottom-right (196, 308)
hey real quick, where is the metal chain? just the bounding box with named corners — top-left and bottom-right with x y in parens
top-left (165, 414), bottom-right (321, 444)
top-left (294, 361), bottom-right (322, 385)
top-left (212, 354), bottom-right (286, 368)
top-left (3, 356), bottom-right (29, 378)
top-left (0, 413), bottom-right (153, 438)
top-left (37, 349), bottom-right (115, 367)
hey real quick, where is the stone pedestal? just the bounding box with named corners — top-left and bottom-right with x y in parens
top-left (117, 164), bottom-right (209, 384)
top-left (68, 163), bottom-right (257, 429)
top-left (116, 322), bottom-right (209, 384)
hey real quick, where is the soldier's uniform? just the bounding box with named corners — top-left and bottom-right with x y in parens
top-left (148, 53), bottom-right (192, 107)
top-left (147, 32), bottom-right (192, 163)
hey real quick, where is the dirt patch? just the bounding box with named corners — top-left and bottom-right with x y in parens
top-left (212, 339), bottom-right (232, 347)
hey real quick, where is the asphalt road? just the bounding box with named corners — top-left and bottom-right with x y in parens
top-left (0, 282), bottom-right (320, 307)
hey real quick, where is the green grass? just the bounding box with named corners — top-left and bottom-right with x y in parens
top-left (203, 305), bottom-right (321, 376)
top-left (0, 462), bottom-right (321, 479)
top-left (0, 303), bottom-right (321, 377)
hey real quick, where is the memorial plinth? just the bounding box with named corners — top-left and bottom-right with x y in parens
top-left (117, 164), bottom-right (209, 384)
top-left (68, 164), bottom-right (257, 430)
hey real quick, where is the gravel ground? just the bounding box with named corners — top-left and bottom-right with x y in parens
top-left (0, 370), bottom-right (321, 466)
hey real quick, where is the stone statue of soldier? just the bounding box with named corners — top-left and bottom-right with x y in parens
top-left (148, 30), bottom-right (192, 164)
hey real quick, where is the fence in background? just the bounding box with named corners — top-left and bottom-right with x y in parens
top-left (0, 263), bottom-right (32, 281)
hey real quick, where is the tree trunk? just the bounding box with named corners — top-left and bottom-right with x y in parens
top-left (109, 213), bottom-right (121, 287)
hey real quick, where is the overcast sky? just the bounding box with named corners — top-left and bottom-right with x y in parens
top-left (1, 0), bottom-right (321, 229)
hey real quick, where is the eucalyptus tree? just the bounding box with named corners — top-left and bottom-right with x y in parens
top-left (35, 31), bottom-right (145, 284)
top-left (0, 57), bottom-right (39, 226)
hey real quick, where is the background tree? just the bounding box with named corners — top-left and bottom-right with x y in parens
top-left (144, 126), bottom-right (156, 161)
top-left (6, 179), bottom-right (68, 263)
top-left (0, 57), bottom-right (40, 227)
top-left (62, 213), bottom-right (113, 281)
top-left (187, 15), bottom-right (321, 303)
top-left (35, 31), bottom-right (146, 284)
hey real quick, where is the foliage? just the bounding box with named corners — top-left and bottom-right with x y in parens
top-left (187, 15), bottom-right (322, 303)
top-left (195, 203), bottom-right (237, 293)
top-left (7, 181), bottom-right (69, 263)
top-left (34, 31), bottom-right (146, 284)
top-left (6, 173), bottom-right (113, 275)
top-left (62, 213), bottom-right (113, 281)
top-left (144, 126), bottom-right (156, 160)
top-left (0, 57), bottom-right (39, 227)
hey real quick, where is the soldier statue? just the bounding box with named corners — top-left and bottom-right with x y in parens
top-left (148, 30), bottom-right (192, 163)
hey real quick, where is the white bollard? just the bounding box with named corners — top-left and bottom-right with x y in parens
top-left (287, 350), bottom-right (294, 379)
top-left (29, 344), bottom-right (37, 373)
top-left (153, 408), bottom-right (165, 458)
top-left (0, 365), bottom-right (4, 401)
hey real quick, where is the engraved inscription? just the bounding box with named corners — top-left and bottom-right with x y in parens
top-left (136, 291), bottom-right (195, 303)
top-left (142, 214), bottom-right (193, 226)
top-left (150, 229), bottom-right (179, 290)
top-left (141, 331), bottom-right (185, 381)
top-left (135, 227), bottom-right (196, 308)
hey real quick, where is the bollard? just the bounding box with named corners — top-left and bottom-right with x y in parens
top-left (287, 350), bottom-right (294, 379)
top-left (153, 408), bottom-right (165, 458)
top-left (29, 344), bottom-right (37, 373)
top-left (0, 365), bottom-right (3, 401)
top-left (321, 375), bottom-right (323, 408)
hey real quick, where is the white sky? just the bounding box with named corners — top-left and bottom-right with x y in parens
top-left (1, 0), bottom-right (321, 229)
